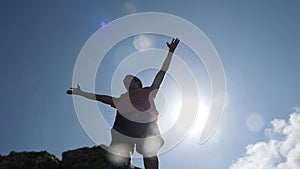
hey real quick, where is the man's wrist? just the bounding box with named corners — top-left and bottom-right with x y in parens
top-left (75, 90), bottom-right (84, 96)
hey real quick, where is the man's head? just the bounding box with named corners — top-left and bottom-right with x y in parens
top-left (123, 75), bottom-right (142, 90)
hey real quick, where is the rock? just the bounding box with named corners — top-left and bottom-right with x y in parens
top-left (62, 145), bottom-right (140, 169)
top-left (0, 150), bottom-right (60, 169)
top-left (0, 146), bottom-right (141, 169)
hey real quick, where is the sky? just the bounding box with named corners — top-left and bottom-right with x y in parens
top-left (1, 0), bottom-right (300, 169)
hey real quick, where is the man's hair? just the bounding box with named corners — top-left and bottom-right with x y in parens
top-left (124, 75), bottom-right (142, 90)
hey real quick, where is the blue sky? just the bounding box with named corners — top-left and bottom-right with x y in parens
top-left (1, 1), bottom-right (300, 168)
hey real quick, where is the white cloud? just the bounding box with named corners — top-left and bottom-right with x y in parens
top-left (230, 108), bottom-right (300, 169)
top-left (133, 34), bottom-right (153, 51)
top-left (271, 119), bottom-right (286, 133)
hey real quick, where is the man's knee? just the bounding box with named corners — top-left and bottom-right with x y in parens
top-left (143, 155), bottom-right (158, 161)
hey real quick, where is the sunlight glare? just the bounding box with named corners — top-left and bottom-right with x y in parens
top-left (189, 101), bottom-right (210, 137)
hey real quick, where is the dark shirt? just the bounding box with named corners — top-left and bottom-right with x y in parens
top-left (111, 70), bottom-right (166, 138)
top-left (113, 87), bottom-right (160, 138)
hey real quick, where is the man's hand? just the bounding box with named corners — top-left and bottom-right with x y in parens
top-left (66, 84), bottom-right (83, 95)
top-left (167, 38), bottom-right (180, 53)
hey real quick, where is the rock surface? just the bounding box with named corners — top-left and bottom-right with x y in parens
top-left (0, 151), bottom-right (60, 169)
top-left (0, 146), bottom-right (141, 169)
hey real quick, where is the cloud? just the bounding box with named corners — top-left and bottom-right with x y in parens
top-left (230, 108), bottom-right (300, 169)
top-left (133, 34), bottom-right (153, 51)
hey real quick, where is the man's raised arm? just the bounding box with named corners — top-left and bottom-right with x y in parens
top-left (151, 38), bottom-right (180, 89)
top-left (66, 84), bottom-right (116, 108)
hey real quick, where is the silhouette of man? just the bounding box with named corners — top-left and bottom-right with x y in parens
top-left (67, 38), bottom-right (180, 169)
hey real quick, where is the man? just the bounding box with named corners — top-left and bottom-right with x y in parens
top-left (67, 38), bottom-right (180, 169)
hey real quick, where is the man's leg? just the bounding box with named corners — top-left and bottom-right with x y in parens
top-left (109, 129), bottom-right (133, 166)
top-left (143, 155), bottom-right (159, 169)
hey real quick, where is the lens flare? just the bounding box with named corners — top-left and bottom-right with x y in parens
top-left (100, 21), bottom-right (106, 28)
